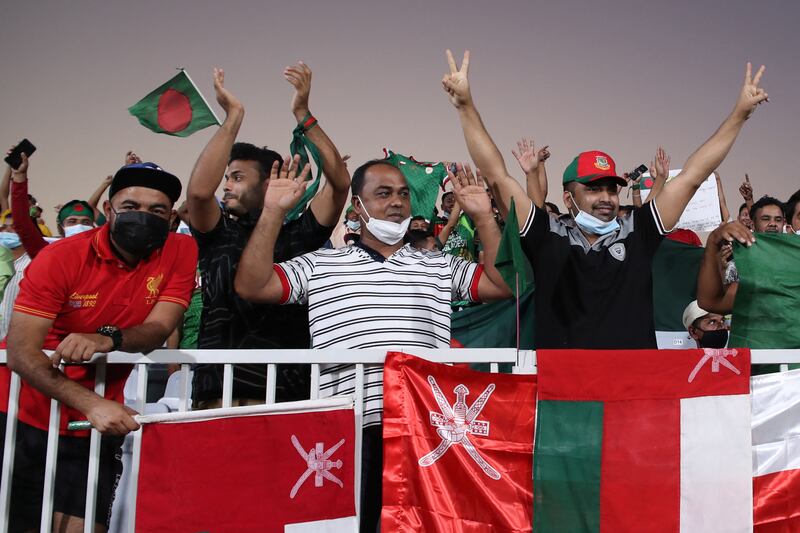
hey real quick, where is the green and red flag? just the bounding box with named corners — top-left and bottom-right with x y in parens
top-left (128, 69), bottom-right (220, 137)
top-left (382, 351), bottom-right (537, 531)
top-left (382, 150), bottom-right (447, 219)
top-left (534, 348), bottom-right (753, 532)
top-left (730, 234), bottom-right (800, 350)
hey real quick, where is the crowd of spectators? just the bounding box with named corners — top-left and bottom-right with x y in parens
top-left (0, 52), bottom-right (798, 532)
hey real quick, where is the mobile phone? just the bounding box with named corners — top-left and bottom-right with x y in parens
top-left (4, 139), bottom-right (36, 170)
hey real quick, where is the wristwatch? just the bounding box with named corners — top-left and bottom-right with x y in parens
top-left (96, 325), bottom-right (123, 352)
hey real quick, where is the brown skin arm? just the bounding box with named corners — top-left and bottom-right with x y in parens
top-left (284, 62), bottom-right (350, 227)
top-left (715, 171), bottom-right (731, 222)
top-left (187, 68), bottom-right (244, 233)
top-left (0, 165), bottom-right (10, 213)
top-left (696, 222), bottom-right (753, 314)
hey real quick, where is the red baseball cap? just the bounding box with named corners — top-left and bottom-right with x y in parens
top-left (562, 150), bottom-right (626, 187)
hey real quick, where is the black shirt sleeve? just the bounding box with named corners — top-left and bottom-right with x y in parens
top-left (633, 201), bottom-right (669, 257)
top-left (277, 208), bottom-right (336, 261)
top-left (519, 200), bottom-right (550, 259)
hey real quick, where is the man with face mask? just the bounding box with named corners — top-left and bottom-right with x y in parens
top-left (234, 159), bottom-right (512, 531)
top-left (442, 49), bottom-right (769, 349)
top-left (682, 300), bottom-right (729, 349)
top-left (186, 64), bottom-right (349, 408)
top-left (0, 161), bottom-right (197, 532)
top-left (0, 209), bottom-right (30, 340)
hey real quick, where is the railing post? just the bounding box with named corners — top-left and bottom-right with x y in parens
top-left (83, 360), bottom-right (106, 533)
top-left (126, 363), bottom-right (148, 533)
top-left (39, 394), bottom-right (61, 533)
top-left (0, 373), bottom-right (21, 533)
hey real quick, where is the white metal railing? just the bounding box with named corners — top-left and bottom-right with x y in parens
top-left (1, 347), bottom-right (799, 533)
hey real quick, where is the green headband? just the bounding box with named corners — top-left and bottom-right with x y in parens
top-left (58, 200), bottom-right (94, 224)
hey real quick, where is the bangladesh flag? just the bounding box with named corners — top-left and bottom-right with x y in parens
top-left (382, 150), bottom-right (446, 219)
top-left (534, 348), bottom-right (753, 532)
top-left (730, 234), bottom-right (800, 350)
top-left (128, 69), bottom-right (220, 137)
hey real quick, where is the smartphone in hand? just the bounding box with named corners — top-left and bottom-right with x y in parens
top-left (4, 139), bottom-right (36, 170)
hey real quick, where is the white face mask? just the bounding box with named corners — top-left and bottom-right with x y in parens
top-left (177, 221), bottom-right (192, 235)
top-left (64, 224), bottom-right (93, 238)
top-left (345, 219), bottom-right (361, 231)
top-left (568, 192), bottom-right (620, 236)
top-left (356, 197), bottom-right (411, 245)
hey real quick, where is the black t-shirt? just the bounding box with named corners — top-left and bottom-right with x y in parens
top-left (520, 201), bottom-right (668, 349)
top-left (192, 207), bottom-right (332, 400)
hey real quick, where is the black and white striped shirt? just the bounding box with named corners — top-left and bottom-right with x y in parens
top-left (275, 242), bottom-right (482, 426)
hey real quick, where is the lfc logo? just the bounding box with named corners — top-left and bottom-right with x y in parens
top-left (145, 273), bottom-right (163, 304)
top-left (289, 435), bottom-right (345, 499)
top-left (418, 375), bottom-right (501, 480)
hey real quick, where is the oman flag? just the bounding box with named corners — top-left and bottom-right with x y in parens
top-left (128, 69), bottom-right (220, 137)
top-left (134, 399), bottom-right (357, 532)
top-left (382, 351), bottom-right (537, 532)
top-left (535, 348), bottom-right (752, 533)
top-left (752, 367), bottom-right (800, 532)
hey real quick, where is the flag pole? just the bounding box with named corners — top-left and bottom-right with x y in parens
top-left (180, 67), bottom-right (222, 126)
top-left (515, 272), bottom-right (520, 367)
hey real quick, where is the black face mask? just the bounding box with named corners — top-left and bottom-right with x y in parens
top-left (111, 210), bottom-right (170, 259)
top-left (698, 328), bottom-right (729, 349)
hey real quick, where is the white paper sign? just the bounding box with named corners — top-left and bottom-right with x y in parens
top-left (640, 169), bottom-right (721, 232)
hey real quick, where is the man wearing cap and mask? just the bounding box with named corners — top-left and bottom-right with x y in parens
top-left (0, 162), bottom-right (197, 532)
top-left (442, 49), bottom-right (769, 348)
top-left (682, 300), bottom-right (729, 349)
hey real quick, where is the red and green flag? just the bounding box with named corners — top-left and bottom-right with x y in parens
top-left (128, 69), bottom-right (220, 137)
top-left (382, 351), bottom-right (537, 531)
top-left (534, 348), bottom-right (753, 532)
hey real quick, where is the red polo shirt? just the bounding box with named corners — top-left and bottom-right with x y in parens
top-left (0, 224), bottom-right (197, 434)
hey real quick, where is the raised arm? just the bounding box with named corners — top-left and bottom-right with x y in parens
top-left (436, 195), bottom-right (461, 246)
top-left (187, 68), bottom-right (244, 233)
top-left (715, 171), bottom-right (731, 222)
top-left (234, 156), bottom-right (310, 303)
top-left (512, 138), bottom-right (549, 208)
top-left (0, 165), bottom-right (10, 213)
top-left (697, 222), bottom-right (753, 314)
top-left (645, 146), bottom-right (670, 203)
top-left (654, 63), bottom-right (768, 230)
top-left (6, 151), bottom-right (47, 257)
top-left (284, 61), bottom-right (350, 226)
top-left (442, 49), bottom-right (531, 228)
top-left (88, 174), bottom-right (113, 220)
top-left (739, 173), bottom-right (754, 211)
top-left (449, 163), bottom-right (512, 301)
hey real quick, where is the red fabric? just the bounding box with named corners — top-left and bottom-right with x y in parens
top-left (536, 349), bottom-right (751, 401)
top-left (0, 225), bottom-right (197, 434)
top-left (274, 264), bottom-right (291, 304)
top-left (10, 179), bottom-right (47, 258)
top-left (577, 150), bottom-right (617, 180)
top-left (469, 264), bottom-right (484, 302)
top-left (136, 408), bottom-right (356, 532)
top-left (599, 399), bottom-right (680, 533)
top-left (666, 228), bottom-right (702, 247)
top-left (382, 351), bottom-right (536, 532)
top-left (157, 88), bottom-right (192, 133)
top-left (754, 468), bottom-right (800, 533)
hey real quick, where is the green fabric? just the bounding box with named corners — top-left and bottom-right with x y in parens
top-left (730, 234), bottom-right (800, 350)
top-left (562, 156), bottom-right (580, 185)
top-left (0, 246), bottom-right (14, 302)
top-left (57, 200), bottom-right (94, 224)
top-left (442, 214), bottom-right (478, 262)
top-left (179, 289), bottom-right (203, 349)
top-left (382, 150), bottom-right (447, 219)
top-left (128, 70), bottom-right (219, 137)
top-left (494, 199), bottom-right (534, 297)
top-left (534, 400), bottom-right (604, 533)
top-left (95, 212), bottom-right (107, 226)
top-left (284, 122), bottom-right (323, 221)
top-left (652, 239), bottom-right (705, 331)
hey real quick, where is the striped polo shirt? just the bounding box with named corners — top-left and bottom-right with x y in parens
top-left (275, 242), bottom-right (483, 427)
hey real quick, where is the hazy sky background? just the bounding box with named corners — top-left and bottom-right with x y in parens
top-left (1, 0), bottom-right (798, 228)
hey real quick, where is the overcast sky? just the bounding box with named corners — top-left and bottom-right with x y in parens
top-left (1, 0), bottom-right (797, 227)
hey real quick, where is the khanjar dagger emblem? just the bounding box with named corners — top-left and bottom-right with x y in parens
top-left (418, 375), bottom-right (501, 480)
top-left (289, 435), bottom-right (345, 499)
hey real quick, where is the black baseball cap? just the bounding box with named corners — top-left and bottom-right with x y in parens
top-left (109, 162), bottom-right (181, 204)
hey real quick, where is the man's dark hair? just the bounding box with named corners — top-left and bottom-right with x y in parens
top-left (785, 189), bottom-right (800, 222)
top-left (351, 160), bottom-right (399, 196)
top-left (739, 202), bottom-right (749, 215)
top-left (750, 195), bottom-right (784, 220)
top-left (411, 215), bottom-right (427, 222)
top-left (544, 201), bottom-right (561, 215)
top-left (229, 142), bottom-right (283, 182)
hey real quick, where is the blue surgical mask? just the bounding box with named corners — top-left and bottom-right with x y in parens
top-left (345, 220), bottom-right (361, 231)
top-left (64, 224), bottom-right (93, 238)
top-left (0, 232), bottom-right (21, 249)
top-left (568, 192), bottom-right (620, 236)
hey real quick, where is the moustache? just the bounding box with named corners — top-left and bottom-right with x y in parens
top-left (222, 193), bottom-right (237, 200)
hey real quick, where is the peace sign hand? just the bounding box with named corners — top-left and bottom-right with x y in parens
top-left (735, 62), bottom-right (768, 120)
top-left (442, 49), bottom-right (472, 109)
top-left (263, 155), bottom-right (311, 214)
